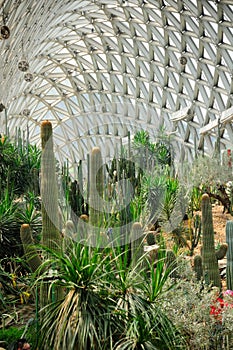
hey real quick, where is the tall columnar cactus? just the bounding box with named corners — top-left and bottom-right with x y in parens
top-left (40, 120), bottom-right (62, 251)
top-left (40, 120), bottom-right (63, 306)
top-left (20, 224), bottom-right (42, 273)
top-left (201, 193), bottom-right (221, 289)
top-left (89, 147), bottom-right (104, 229)
top-left (226, 220), bottom-right (233, 290)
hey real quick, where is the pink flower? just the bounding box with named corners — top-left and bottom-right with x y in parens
top-left (223, 290), bottom-right (233, 297)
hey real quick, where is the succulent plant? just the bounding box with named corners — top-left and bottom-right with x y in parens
top-left (226, 220), bottom-right (233, 290)
top-left (201, 193), bottom-right (221, 289)
top-left (89, 147), bottom-right (104, 229)
top-left (193, 255), bottom-right (203, 281)
top-left (20, 223), bottom-right (42, 273)
top-left (146, 231), bottom-right (156, 246)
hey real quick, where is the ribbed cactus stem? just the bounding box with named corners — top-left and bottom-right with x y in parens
top-left (130, 222), bottom-right (144, 270)
top-left (41, 120), bottom-right (61, 251)
top-left (40, 120), bottom-right (63, 305)
top-left (201, 193), bottom-right (221, 289)
top-left (226, 221), bottom-right (233, 290)
top-left (20, 224), bottom-right (42, 273)
top-left (89, 147), bottom-right (104, 228)
top-left (193, 255), bottom-right (203, 281)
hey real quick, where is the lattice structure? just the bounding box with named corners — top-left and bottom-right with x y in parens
top-left (0, 0), bottom-right (232, 167)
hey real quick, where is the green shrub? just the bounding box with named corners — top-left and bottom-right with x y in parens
top-left (0, 326), bottom-right (25, 344)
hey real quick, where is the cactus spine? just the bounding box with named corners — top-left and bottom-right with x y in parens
top-left (226, 221), bottom-right (233, 290)
top-left (201, 193), bottom-right (221, 289)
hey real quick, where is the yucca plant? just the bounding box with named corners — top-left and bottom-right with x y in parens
top-left (110, 243), bottom-right (185, 350)
top-left (33, 237), bottom-right (185, 350)
top-left (34, 241), bottom-right (118, 350)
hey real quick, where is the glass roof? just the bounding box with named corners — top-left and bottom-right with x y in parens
top-left (0, 0), bottom-right (233, 166)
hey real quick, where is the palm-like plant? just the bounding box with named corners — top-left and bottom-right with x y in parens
top-left (111, 243), bottom-right (184, 350)
top-left (34, 239), bottom-right (185, 350)
top-left (35, 241), bottom-right (119, 350)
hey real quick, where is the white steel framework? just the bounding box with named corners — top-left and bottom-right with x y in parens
top-left (0, 0), bottom-right (232, 165)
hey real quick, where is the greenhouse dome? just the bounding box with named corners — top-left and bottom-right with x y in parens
top-left (0, 0), bottom-right (232, 167)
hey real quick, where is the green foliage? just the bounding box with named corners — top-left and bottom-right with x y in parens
top-left (189, 214), bottom-right (202, 256)
top-left (16, 193), bottom-right (42, 244)
top-left (0, 135), bottom-right (41, 196)
top-left (132, 130), bottom-right (171, 170)
top-left (33, 239), bottom-right (185, 350)
top-left (188, 186), bottom-right (203, 214)
top-left (0, 326), bottom-right (25, 343)
top-left (0, 190), bottom-right (22, 259)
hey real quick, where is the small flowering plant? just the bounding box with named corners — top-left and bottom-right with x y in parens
top-left (210, 289), bottom-right (233, 322)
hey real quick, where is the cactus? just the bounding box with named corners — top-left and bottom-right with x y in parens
top-left (226, 221), bottom-right (233, 290)
top-left (165, 250), bottom-right (178, 279)
top-left (40, 120), bottom-right (62, 252)
top-left (193, 255), bottom-right (203, 281)
top-left (20, 224), bottom-right (42, 273)
top-left (201, 193), bottom-right (221, 289)
top-left (130, 222), bottom-right (145, 270)
top-left (89, 147), bottom-right (104, 229)
top-left (215, 243), bottom-right (228, 260)
top-left (146, 231), bottom-right (156, 246)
